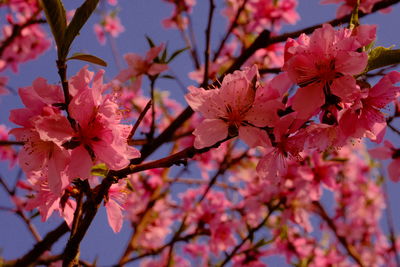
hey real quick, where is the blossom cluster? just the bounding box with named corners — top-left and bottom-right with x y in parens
top-left (9, 67), bottom-right (140, 199)
top-left (187, 23), bottom-right (400, 182)
top-left (0, 0), bottom-right (50, 73)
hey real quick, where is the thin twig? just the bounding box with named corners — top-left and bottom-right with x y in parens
top-left (148, 79), bottom-right (156, 140)
top-left (128, 100), bottom-right (152, 140)
top-left (0, 140), bottom-right (24, 146)
top-left (187, 14), bottom-right (201, 69)
top-left (202, 0), bottom-right (216, 87)
top-left (312, 201), bottom-right (365, 267)
top-left (213, 0), bottom-right (249, 61)
top-left (219, 201), bottom-right (281, 267)
top-left (10, 222), bottom-right (69, 266)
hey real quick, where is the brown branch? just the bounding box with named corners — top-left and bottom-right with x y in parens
top-left (119, 230), bottom-right (210, 266)
top-left (219, 201), bottom-right (281, 267)
top-left (0, 176), bottom-right (41, 242)
top-left (0, 140), bottom-right (24, 146)
top-left (259, 67), bottom-right (282, 75)
top-left (202, 0), bottom-right (216, 87)
top-left (187, 14), bottom-right (201, 69)
top-left (128, 100), bottom-right (152, 140)
top-left (62, 178), bottom-right (113, 267)
top-left (312, 201), bottom-right (365, 267)
top-left (11, 222), bottom-right (69, 267)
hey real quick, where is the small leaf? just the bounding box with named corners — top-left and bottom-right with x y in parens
top-left (145, 35), bottom-right (156, 48)
top-left (61, 0), bottom-right (100, 60)
top-left (167, 47), bottom-right (189, 63)
top-left (365, 46), bottom-right (400, 73)
top-left (67, 53), bottom-right (108, 67)
top-left (40, 0), bottom-right (67, 53)
top-left (161, 46), bottom-right (168, 63)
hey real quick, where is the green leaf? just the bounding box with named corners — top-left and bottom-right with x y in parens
top-left (91, 163), bottom-right (108, 177)
top-left (61, 0), bottom-right (100, 60)
top-left (67, 53), bottom-right (108, 67)
top-left (167, 47), bottom-right (189, 63)
top-left (40, 0), bottom-right (67, 54)
top-left (365, 46), bottom-right (400, 73)
top-left (145, 35), bottom-right (156, 48)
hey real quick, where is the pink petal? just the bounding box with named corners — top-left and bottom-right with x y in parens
top-left (105, 199), bottom-right (124, 233)
top-left (47, 148), bottom-right (70, 195)
top-left (369, 146), bottom-right (392, 159)
top-left (239, 126), bottom-right (271, 148)
top-left (148, 63), bottom-right (168, 76)
top-left (330, 75), bottom-right (360, 102)
top-left (68, 146), bottom-right (93, 180)
top-left (335, 51), bottom-right (368, 75)
top-left (146, 45), bottom-right (164, 61)
top-left (193, 119), bottom-right (228, 149)
top-left (292, 83), bottom-right (325, 119)
top-left (367, 71), bottom-right (400, 108)
top-left (388, 159), bottom-right (400, 182)
top-left (353, 25), bottom-right (376, 47)
top-left (245, 100), bottom-right (282, 127)
top-left (34, 114), bottom-right (74, 145)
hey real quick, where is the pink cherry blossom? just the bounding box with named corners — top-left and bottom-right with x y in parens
top-left (339, 71), bottom-right (400, 143)
top-left (116, 44), bottom-right (168, 91)
top-left (104, 14), bottom-right (124, 37)
top-left (0, 124), bottom-right (17, 167)
top-left (94, 24), bottom-right (106, 45)
top-left (67, 67), bottom-right (140, 179)
top-left (0, 24), bottom-right (50, 73)
top-left (248, 0), bottom-right (299, 31)
top-left (162, 0), bottom-right (196, 29)
top-left (283, 24), bottom-right (376, 119)
top-left (369, 140), bottom-right (400, 182)
top-left (94, 14), bottom-right (124, 45)
top-left (186, 65), bottom-right (281, 149)
top-left (256, 113), bottom-right (307, 181)
top-left (321, 0), bottom-right (386, 18)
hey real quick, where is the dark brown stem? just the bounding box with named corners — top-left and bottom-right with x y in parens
top-left (0, 177), bottom-right (41, 242)
top-left (62, 178), bottom-right (113, 267)
top-left (219, 201), bottom-right (281, 267)
top-left (187, 14), bottom-right (201, 69)
top-left (202, 0), bottom-right (216, 87)
top-left (128, 100), bottom-right (152, 140)
top-left (12, 222), bottom-right (69, 267)
top-left (148, 79), bottom-right (156, 140)
top-left (0, 140), bottom-right (24, 146)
